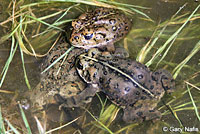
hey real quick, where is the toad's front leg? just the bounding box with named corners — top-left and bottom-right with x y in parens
top-left (54, 84), bottom-right (99, 108)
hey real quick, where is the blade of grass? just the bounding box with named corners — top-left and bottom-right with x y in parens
top-left (25, 15), bottom-right (64, 32)
top-left (96, 93), bottom-right (107, 116)
top-left (4, 118), bottom-right (20, 134)
top-left (0, 105), bottom-right (6, 134)
top-left (20, 1), bottom-right (54, 8)
top-left (33, 2), bottom-right (78, 37)
top-left (114, 123), bottom-right (138, 134)
top-left (185, 81), bottom-right (200, 91)
top-left (162, 107), bottom-right (200, 116)
top-left (155, 35), bottom-right (177, 67)
top-left (45, 117), bottom-right (80, 134)
top-left (98, 0), bottom-right (150, 9)
top-left (22, 8), bottom-right (73, 25)
top-left (14, 23), bottom-right (45, 57)
top-left (174, 101), bottom-right (198, 110)
top-left (34, 116), bottom-right (45, 134)
top-left (0, 35), bottom-right (15, 76)
top-left (45, 0), bottom-right (114, 7)
top-left (85, 109), bottom-right (114, 134)
top-left (56, 47), bottom-right (69, 75)
top-left (17, 16), bottom-right (31, 89)
top-left (13, 16), bottom-right (41, 56)
top-left (167, 105), bottom-right (184, 128)
top-left (136, 23), bottom-right (164, 63)
top-left (0, 36), bottom-right (18, 88)
top-left (48, 4), bottom-right (79, 28)
top-left (186, 84), bottom-right (200, 121)
top-left (0, 22), bottom-right (21, 44)
top-left (19, 46), bottom-right (31, 89)
top-left (18, 103), bottom-right (32, 134)
top-left (98, 104), bottom-right (119, 132)
top-left (130, 7), bottom-right (151, 19)
top-left (32, 19), bottom-right (73, 38)
top-left (45, 0), bottom-right (151, 18)
top-left (146, 4), bottom-right (200, 67)
top-left (21, 29), bottom-right (37, 57)
top-left (172, 40), bottom-right (200, 79)
top-left (0, 90), bottom-right (14, 94)
top-left (139, 3), bottom-right (185, 65)
top-left (41, 46), bottom-right (74, 74)
top-left (34, 116), bottom-right (46, 134)
top-left (0, 11), bottom-right (30, 26)
top-left (99, 104), bottom-right (118, 123)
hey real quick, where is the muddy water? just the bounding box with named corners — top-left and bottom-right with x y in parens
top-left (0, 0), bottom-right (200, 134)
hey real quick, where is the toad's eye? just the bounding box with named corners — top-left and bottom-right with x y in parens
top-left (74, 36), bottom-right (79, 40)
top-left (84, 33), bottom-right (93, 40)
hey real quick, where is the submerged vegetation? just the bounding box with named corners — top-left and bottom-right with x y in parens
top-left (0, 0), bottom-right (200, 133)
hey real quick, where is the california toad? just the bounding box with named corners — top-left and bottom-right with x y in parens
top-left (62, 48), bottom-right (175, 123)
top-left (28, 39), bottom-right (129, 110)
top-left (27, 39), bottom-right (86, 110)
top-left (70, 8), bottom-right (132, 51)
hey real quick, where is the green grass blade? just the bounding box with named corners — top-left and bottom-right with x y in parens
top-left (34, 116), bottom-right (46, 134)
top-left (17, 16), bottom-right (31, 90)
top-left (33, 19), bottom-right (73, 37)
top-left (41, 46), bottom-right (74, 74)
top-left (20, 1), bottom-right (54, 8)
top-left (19, 104), bottom-right (32, 134)
top-left (168, 105), bottom-right (184, 128)
top-left (130, 7), bottom-right (151, 19)
top-left (0, 105), bottom-right (6, 134)
top-left (0, 36), bottom-right (15, 76)
top-left (21, 0), bottom-right (149, 10)
top-left (19, 46), bottom-right (31, 89)
top-left (45, 0), bottom-right (106, 6)
top-left (146, 4), bottom-right (200, 67)
top-left (174, 101), bottom-right (198, 109)
top-left (50, 4), bottom-right (79, 27)
top-left (52, 19), bottom-right (73, 26)
top-left (25, 15), bottom-right (64, 31)
top-left (156, 35), bottom-right (177, 67)
top-left (0, 23), bottom-right (20, 44)
top-left (114, 123), bottom-right (138, 134)
top-left (34, 4), bottom-right (77, 37)
top-left (186, 84), bottom-right (200, 121)
top-left (96, 93), bottom-right (106, 116)
top-left (162, 107), bottom-right (200, 116)
top-left (34, 116), bottom-right (45, 134)
top-left (4, 119), bottom-right (20, 134)
top-left (45, 117), bottom-right (80, 134)
top-left (98, 0), bottom-right (150, 9)
top-left (23, 7), bottom-right (74, 25)
top-left (86, 109), bottom-right (114, 134)
top-left (172, 40), bottom-right (200, 79)
top-left (99, 104), bottom-right (117, 122)
top-left (137, 25), bottom-right (166, 63)
top-left (0, 37), bottom-right (18, 88)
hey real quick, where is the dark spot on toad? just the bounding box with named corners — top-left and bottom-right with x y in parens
top-left (135, 91), bottom-right (140, 96)
top-left (136, 111), bottom-right (143, 117)
top-left (125, 87), bottom-right (130, 92)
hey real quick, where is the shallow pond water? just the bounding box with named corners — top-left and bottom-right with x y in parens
top-left (0, 0), bottom-right (200, 134)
